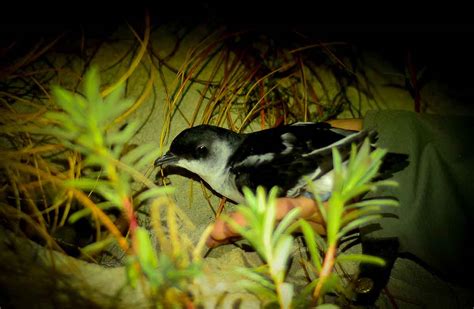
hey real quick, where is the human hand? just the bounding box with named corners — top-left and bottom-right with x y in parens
top-left (206, 196), bottom-right (327, 248)
top-left (326, 118), bottom-right (363, 131)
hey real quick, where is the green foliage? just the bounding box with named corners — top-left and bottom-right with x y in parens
top-left (127, 226), bottom-right (201, 293)
top-left (46, 67), bottom-right (163, 211)
top-left (228, 137), bottom-right (399, 307)
top-left (225, 186), bottom-right (300, 309)
top-left (324, 138), bottom-right (398, 246)
top-left (46, 67), bottom-right (201, 306)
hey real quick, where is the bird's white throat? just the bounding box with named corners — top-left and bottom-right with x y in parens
top-left (174, 140), bottom-right (243, 202)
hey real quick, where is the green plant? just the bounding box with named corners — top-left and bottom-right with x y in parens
top-left (0, 65), bottom-right (208, 306)
top-left (224, 138), bottom-right (398, 308)
top-left (227, 186), bottom-right (300, 309)
top-left (44, 67), bottom-right (211, 306)
top-left (42, 66), bottom-right (163, 250)
top-left (0, 14), bottom-right (155, 258)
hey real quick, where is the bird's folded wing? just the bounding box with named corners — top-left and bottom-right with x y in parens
top-left (231, 125), bottom-right (376, 196)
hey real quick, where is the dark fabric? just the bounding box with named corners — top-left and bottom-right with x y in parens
top-left (361, 110), bottom-right (474, 285)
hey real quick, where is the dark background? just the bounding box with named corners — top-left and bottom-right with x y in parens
top-left (2, 3), bottom-right (474, 110)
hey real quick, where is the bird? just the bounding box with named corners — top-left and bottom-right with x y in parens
top-left (154, 121), bottom-right (397, 204)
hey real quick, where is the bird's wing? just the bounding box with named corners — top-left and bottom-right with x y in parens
top-left (230, 122), bottom-right (373, 196)
top-left (231, 153), bottom-right (323, 197)
top-left (230, 122), bottom-right (355, 163)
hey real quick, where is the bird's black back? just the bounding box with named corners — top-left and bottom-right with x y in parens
top-left (230, 122), bottom-right (345, 162)
top-left (229, 122), bottom-right (364, 196)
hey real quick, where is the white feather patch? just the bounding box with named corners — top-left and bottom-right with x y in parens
top-left (281, 133), bottom-right (295, 155)
top-left (302, 130), bottom-right (364, 157)
top-left (233, 153), bottom-right (275, 168)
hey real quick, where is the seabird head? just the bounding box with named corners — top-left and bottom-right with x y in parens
top-left (155, 125), bottom-right (244, 183)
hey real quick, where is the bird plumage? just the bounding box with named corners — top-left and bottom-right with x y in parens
top-left (154, 122), bottom-right (386, 204)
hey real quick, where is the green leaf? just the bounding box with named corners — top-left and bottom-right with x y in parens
top-left (38, 126), bottom-right (78, 141)
top-left (84, 66), bottom-right (102, 110)
top-left (336, 253), bottom-right (385, 266)
top-left (80, 237), bottom-right (115, 255)
top-left (347, 142), bottom-right (358, 174)
top-left (95, 185), bottom-right (123, 207)
top-left (235, 267), bottom-right (276, 291)
top-left (268, 186), bottom-right (280, 202)
top-left (239, 279), bottom-right (278, 302)
top-left (271, 235), bottom-right (293, 280)
top-left (337, 215), bottom-right (382, 240)
top-left (51, 86), bottom-right (86, 121)
top-left (68, 201), bottom-right (116, 223)
top-left (341, 205), bottom-right (382, 226)
top-left (272, 207), bottom-right (301, 246)
top-left (299, 219), bottom-right (322, 272)
top-left (261, 188), bottom-right (276, 252)
top-left (125, 258), bottom-right (140, 288)
top-left (332, 146), bottom-right (342, 174)
top-left (232, 206), bottom-right (260, 233)
top-left (356, 161), bottom-right (384, 187)
top-left (104, 80), bottom-right (125, 105)
top-left (135, 147), bottom-right (164, 170)
top-left (315, 197), bottom-right (327, 224)
top-left (326, 193), bottom-right (344, 245)
top-left (345, 198), bottom-right (399, 211)
top-left (121, 143), bottom-right (156, 165)
top-left (63, 178), bottom-right (110, 190)
top-left (242, 186), bottom-right (257, 207)
top-left (373, 179), bottom-right (399, 187)
top-left (166, 266), bottom-right (201, 284)
top-left (257, 186), bottom-right (268, 214)
top-left (342, 183), bottom-right (374, 201)
top-left (82, 155), bottom-right (109, 167)
top-left (107, 121), bottom-right (140, 145)
top-left (136, 227), bottom-right (159, 269)
top-left (68, 208), bottom-right (91, 223)
top-left (370, 147), bottom-right (388, 163)
top-left (355, 138), bottom-right (371, 166)
top-left (102, 98), bottom-right (135, 125)
top-left (135, 186), bottom-right (175, 203)
top-left (44, 111), bottom-right (77, 128)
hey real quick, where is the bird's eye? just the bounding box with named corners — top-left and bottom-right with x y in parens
top-left (195, 145), bottom-right (208, 158)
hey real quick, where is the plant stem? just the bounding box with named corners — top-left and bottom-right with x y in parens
top-left (313, 243), bottom-right (337, 302)
top-left (275, 281), bottom-right (287, 309)
top-left (123, 197), bottom-right (137, 233)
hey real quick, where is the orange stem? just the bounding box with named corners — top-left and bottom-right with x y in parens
top-left (123, 197), bottom-right (137, 233)
top-left (313, 243), bottom-right (337, 301)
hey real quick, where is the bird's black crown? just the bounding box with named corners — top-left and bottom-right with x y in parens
top-left (169, 125), bottom-right (241, 160)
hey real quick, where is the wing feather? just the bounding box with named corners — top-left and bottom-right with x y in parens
top-left (230, 123), bottom-right (375, 196)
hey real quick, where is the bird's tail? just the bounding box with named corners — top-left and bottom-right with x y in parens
top-left (325, 129), bottom-right (409, 179)
top-left (316, 129), bottom-right (378, 159)
top-left (376, 152), bottom-right (410, 181)
top-left (344, 129), bottom-right (410, 180)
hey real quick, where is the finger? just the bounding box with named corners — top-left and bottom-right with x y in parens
top-left (206, 212), bottom-right (248, 248)
top-left (275, 197), bottom-right (321, 220)
top-left (326, 119), bottom-right (363, 131)
top-left (206, 234), bottom-right (229, 248)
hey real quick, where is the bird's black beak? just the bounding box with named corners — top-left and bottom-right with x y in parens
top-left (154, 152), bottom-right (179, 167)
